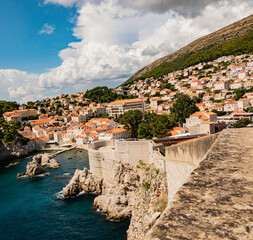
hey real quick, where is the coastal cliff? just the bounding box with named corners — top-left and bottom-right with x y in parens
top-left (0, 139), bottom-right (36, 164)
top-left (63, 161), bottom-right (167, 238)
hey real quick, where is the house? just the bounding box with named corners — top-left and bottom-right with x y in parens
top-left (185, 111), bottom-right (225, 135)
top-left (203, 93), bottom-right (215, 101)
top-left (90, 106), bottom-right (107, 116)
top-left (224, 101), bottom-right (239, 112)
top-left (5, 114), bottom-right (22, 122)
top-left (212, 104), bottom-right (224, 112)
top-left (214, 92), bottom-right (226, 100)
top-left (99, 128), bottom-right (130, 140)
top-left (238, 70), bottom-right (247, 79)
top-left (237, 99), bottom-right (251, 111)
top-left (107, 98), bottom-right (145, 118)
top-left (230, 82), bottom-right (244, 90)
top-left (150, 97), bottom-right (164, 109)
top-left (191, 80), bottom-right (202, 88)
top-left (3, 109), bottom-right (38, 121)
top-left (214, 81), bottom-right (230, 91)
top-left (30, 118), bottom-right (58, 127)
top-left (79, 107), bottom-right (93, 117)
top-left (71, 115), bottom-right (86, 123)
top-left (171, 127), bottom-right (189, 136)
top-left (196, 103), bottom-right (205, 111)
top-left (160, 89), bottom-right (170, 95)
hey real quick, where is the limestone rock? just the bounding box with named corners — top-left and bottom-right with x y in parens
top-left (32, 154), bottom-right (43, 164)
top-left (26, 159), bottom-right (45, 177)
top-left (41, 154), bottom-right (60, 168)
top-left (17, 153), bottom-right (60, 178)
top-left (127, 167), bottom-right (168, 240)
top-left (63, 168), bottom-right (103, 197)
top-left (32, 153), bottom-right (60, 168)
top-left (17, 172), bottom-right (26, 178)
top-left (93, 163), bottom-right (140, 221)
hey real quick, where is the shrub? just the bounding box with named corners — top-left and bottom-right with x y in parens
top-left (143, 181), bottom-right (151, 189)
top-left (154, 193), bottom-right (168, 212)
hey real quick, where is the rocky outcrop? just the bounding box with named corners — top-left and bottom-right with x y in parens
top-left (41, 154), bottom-right (60, 168)
top-left (25, 159), bottom-right (46, 177)
top-left (63, 168), bottom-right (103, 197)
top-left (127, 165), bottom-right (168, 240)
top-left (94, 163), bottom-right (140, 221)
top-left (0, 139), bottom-right (36, 164)
top-left (17, 153), bottom-right (60, 178)
top-left (32, 153), bottom-right (60, 168)
top-left (63, 160), bottom-right (168, 238)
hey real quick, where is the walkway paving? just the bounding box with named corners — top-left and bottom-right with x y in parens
top-left (146, 128), bottom-right (253, 240)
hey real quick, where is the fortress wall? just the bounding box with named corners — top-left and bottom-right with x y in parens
top-left (114, 140), bottom-right (153, 166)
top-left (165, 133), bottom-right (220, 204)
top-left (88, 140), bottom-right (114, 150)
top-left (88, 149), bottom-right (104, 177)
top-left (88, 140), bottom-right (154, 182)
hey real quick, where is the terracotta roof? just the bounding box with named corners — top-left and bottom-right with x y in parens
top-left (106, 128), bottom-right (128, 134)
top-left (109, 98), bottom-right (143, 104)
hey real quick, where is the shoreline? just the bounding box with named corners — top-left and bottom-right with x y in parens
top-left (0, 144), bottom-right (89, 167)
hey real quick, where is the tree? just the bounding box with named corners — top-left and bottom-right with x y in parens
top-left (119, 110), bottom-right (143, 138)
top-left (211, 109), bottom-right (226, 116)
top-left (84, 86), bottom-right (136, 103)
top-left (138, 122), bottom-right (152, 139)
top-left (40, 108), bottom-right (46, 114)
top-left (0, 101), bottom-right (19, 117)
top-left (233, 118), bottom-right (252, 128)
top-left (234, 88), bottom-right (247, 101)
top-left (170, 95), bottom-right (199, 125)
top-left (137, 112), bottom-right (169, 139)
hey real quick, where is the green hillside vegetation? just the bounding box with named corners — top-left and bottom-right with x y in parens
top-left (0, 101), bottom-right (19, 117)
top-left (0, 101), bottom-right (28, 144)
top-left (124, 31), bottom-right (253, 86)
top-left (84, 86), bottom-right (136, 103)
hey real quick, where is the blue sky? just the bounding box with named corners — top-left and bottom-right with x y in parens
top-left (0, 0), bottom-right (252, 103)
top-left (0, 0), bottom-right (77, 73)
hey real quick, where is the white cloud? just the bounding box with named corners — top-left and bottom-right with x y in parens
top-left (39, 23), bottom-right (55, 35)
top-left (1, 0), bottom-right (253, 103)
top-left (44, 0), bottom-right (78, 7)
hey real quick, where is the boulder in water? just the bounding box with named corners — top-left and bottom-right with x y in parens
top-left (63, 168), bottom-right (103, 197)
top-left (17, 172), bottom-right (26, 178)
top-left (26, 159), bottom-right (45, 177)
top-left (41, 154), bottom-right (60, 168)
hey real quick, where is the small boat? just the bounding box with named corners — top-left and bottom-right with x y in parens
top-left (5, 162), bottom-right (19, 168)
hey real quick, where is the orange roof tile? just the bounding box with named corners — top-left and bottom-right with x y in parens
top-left (106, 128), bottom-right (128, 134)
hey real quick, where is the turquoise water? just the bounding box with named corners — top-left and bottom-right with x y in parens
top-left (0, 150), bottom-right (129, 240)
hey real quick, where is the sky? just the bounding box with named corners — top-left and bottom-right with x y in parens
top-left (0, 0), bottom-right (252, 103)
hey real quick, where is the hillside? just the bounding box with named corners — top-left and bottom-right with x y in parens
top-left (123, 14), bottom-right (253, 86)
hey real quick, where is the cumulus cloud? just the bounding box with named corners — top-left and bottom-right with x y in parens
top-left (1, 0), bottom-right (253, 102)
top-left (118, 0), bottom-right (222, 16)
top-left (44, 0), bottom-right (78, 7)
top-left (39, 23), bottom-right (55, 35)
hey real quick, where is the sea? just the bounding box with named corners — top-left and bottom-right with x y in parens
top-left (0, 149), bottom-right (129, 240)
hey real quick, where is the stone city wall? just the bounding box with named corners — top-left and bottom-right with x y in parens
top-left (164, 133), bottom-right (220, 205)
top-left (88, 140), bottom-right (156, 182)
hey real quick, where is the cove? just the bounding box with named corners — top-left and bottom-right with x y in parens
top-left (0, 149), bottom-right (129, 240)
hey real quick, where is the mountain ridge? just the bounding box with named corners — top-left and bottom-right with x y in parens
top-left (123, 14), bottom-right (253, 86)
